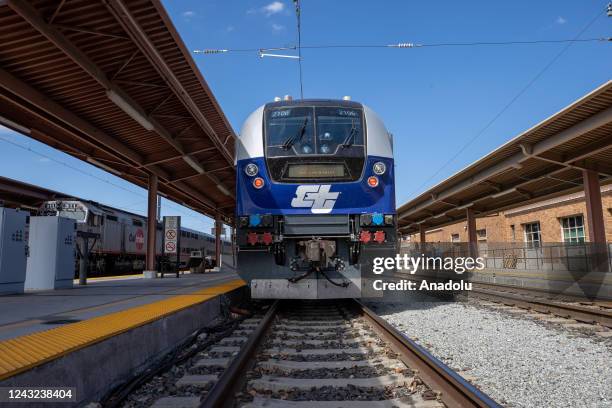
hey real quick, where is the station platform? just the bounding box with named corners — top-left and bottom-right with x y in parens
top-left (0, 268), bottom-right (245, 400)
top-left (0, 268), bottom-right (241, 341)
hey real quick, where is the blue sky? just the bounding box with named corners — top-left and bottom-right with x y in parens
top-left (0, 0), bottom-right (610, 232)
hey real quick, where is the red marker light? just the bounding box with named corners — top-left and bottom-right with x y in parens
top-left (374, 230), bottom-right (385, 243)
top-left (247, 232), bottom-right (259, 245)
top-left (253, 177), bottom-right (265, 189)
top-left (367, 176), bottom-right (379, 187)
top-left (262, 232), bottom-right (273, 245)
top-left (359, 230), bottom-right (371, 243)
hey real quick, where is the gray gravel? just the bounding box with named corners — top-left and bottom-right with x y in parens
top-left (369, 301), bottom-right (612, 408)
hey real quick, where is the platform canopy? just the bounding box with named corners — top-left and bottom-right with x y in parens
top-left (0, 0), bottom-right (236, 222)
top-left (0, 175), bottom-right (70, 210)
top-left (398, 80), bottom-right (612, 234)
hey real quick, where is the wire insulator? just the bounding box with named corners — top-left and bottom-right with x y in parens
top-left (389, 43), bottom-right (419, 48)
top-left (193, 49), bottom-right (228, 54)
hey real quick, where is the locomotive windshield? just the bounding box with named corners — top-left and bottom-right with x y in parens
top-left (265, 107), bottom-right (363, 156)
top-left (264, 105), bottom-right (365, 182)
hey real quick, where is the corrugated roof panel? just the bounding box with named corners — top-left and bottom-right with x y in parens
top-left (0, 0), bottom-right (236, 220)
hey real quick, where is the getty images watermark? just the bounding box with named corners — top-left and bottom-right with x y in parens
top-left (370, 254), bottom-right (485, 291)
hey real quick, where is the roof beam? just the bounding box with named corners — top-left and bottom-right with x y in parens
top-left (519, 143), bottom-right (612, 177)
top-left (102, 0), bottom-right (234, 166)
top-left (140, 146), bottom-right (218, 168)
top-left (563, 134), bottom-right (612, 165)
top-left (53, 24), bottom-right (130, 40)
top-left (170, 165), bottom-right (234, 183)
top-left (0, 180), bottom-right (53, 200)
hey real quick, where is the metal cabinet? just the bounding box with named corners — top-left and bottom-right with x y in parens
top-left (0, 207), bottom-right (28, 294)
top-left (25, 216), bottom-right (76, 290)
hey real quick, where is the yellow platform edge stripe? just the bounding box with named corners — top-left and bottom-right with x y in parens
top-left (0, 279), bottom-right (245, 381)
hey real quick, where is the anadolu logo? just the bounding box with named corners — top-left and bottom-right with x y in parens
top-left (290, 185), bottom-right (340, 214)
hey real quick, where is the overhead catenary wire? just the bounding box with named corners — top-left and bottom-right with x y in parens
top-left (193, 37), bottom-right (610, 55)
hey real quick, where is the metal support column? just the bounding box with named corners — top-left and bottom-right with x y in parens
top-left (419, 225), bottom-right (427, 254)
top-left (231, 226), bottom-right (236, 268)
top-left (145, 174), bottom-right (158, 277)
top-left (583, 170), bottom-right (606, 243)
top-left (78, 242), bottom-right (89, 286)
top-left (466, 207), bottom-right (477, 258)
top-left (215, 214), bottom-right (222, 270)
top-left (76, 231), bottom-right (99, 285)
top-left (583, 170), bottom-right (608, 271)
top-left (419, 225), bottom-right (426, 244)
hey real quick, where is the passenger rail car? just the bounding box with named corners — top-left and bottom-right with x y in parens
top-left (236, 98), bottom-right (396, 299)
top-left (38, 200), bottom-right (228, 276)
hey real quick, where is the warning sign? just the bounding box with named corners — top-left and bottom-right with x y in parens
top-left (163, 216), bottom-right (180, 259)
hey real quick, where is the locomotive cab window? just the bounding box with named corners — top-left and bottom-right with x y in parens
top-left (265, 107), bottom-right (315, 156)
top-left (315, 107), bottom-right (364, 154)
top-left (264, 105), bottom-right (366, 182)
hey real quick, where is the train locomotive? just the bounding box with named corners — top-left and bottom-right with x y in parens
top-left (38, 200), bottom-right (228, 276)
top-left (235, 97), bottom-right (396, 299)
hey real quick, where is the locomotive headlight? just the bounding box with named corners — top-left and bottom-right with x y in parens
top-left (373, 162), bottom-right (386, 175)
top-left (245, 163), bottom-right (258, 177)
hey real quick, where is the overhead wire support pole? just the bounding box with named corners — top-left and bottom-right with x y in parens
top-left (294, 0), bottom-right (304, 99)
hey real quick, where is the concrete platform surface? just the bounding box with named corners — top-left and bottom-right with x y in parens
top-left (0, 269), bottom-right (240, 341)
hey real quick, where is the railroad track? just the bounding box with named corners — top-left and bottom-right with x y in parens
top-left (467, 283), bottom-right (612, 329)
top-left (199, 299), bottom-right (499, 408)
top-left (391, 273), bottom-right (612, 329)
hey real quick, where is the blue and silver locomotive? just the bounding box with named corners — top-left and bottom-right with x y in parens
top-left (235, 97), bottom-right (396, 299)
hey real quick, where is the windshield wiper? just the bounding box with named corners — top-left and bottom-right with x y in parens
top-left (282, 118), bottom-right (308, 150)
top-left (341, 120), bottom-right (356, 148)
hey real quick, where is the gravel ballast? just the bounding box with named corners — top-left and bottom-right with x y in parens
top-left (369, 301), bottom-right (612, 408)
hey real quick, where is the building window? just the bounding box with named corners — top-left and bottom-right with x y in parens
top-left (510, 225), bottom-right (516, 241)
top-left (523, 222), bottom-right (541, 248)
top-left (451, 233), bottom-right (460, 243)
top-left (561, 215), bottom-right (585, 243)
top-left (476, 229), bottom-right (487, 241)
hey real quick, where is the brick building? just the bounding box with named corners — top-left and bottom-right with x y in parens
top-left (406, 184), bottom-right (612, 244)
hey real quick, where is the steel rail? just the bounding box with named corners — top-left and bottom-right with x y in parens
top-left (354, 299), bottom-right (501, 408)
top-left (469, 286), bottom-right (612, 328)
top-left (200, 300), bottom-right (279, 408)
top-left (392, 274), bottom-right (612, 327)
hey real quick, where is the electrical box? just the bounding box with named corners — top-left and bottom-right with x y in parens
top-left (25, 216), bottom-right (76, 291)
top-left (0, 207), bottom-right (28, 294)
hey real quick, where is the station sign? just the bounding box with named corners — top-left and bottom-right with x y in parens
top-left (163, 216), bottom-right (181, 263)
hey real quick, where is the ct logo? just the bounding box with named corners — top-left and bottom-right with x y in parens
top-left (290, 185), bottom-right (339, 214)
top-left (135, 229), bottom-right (144, 251)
